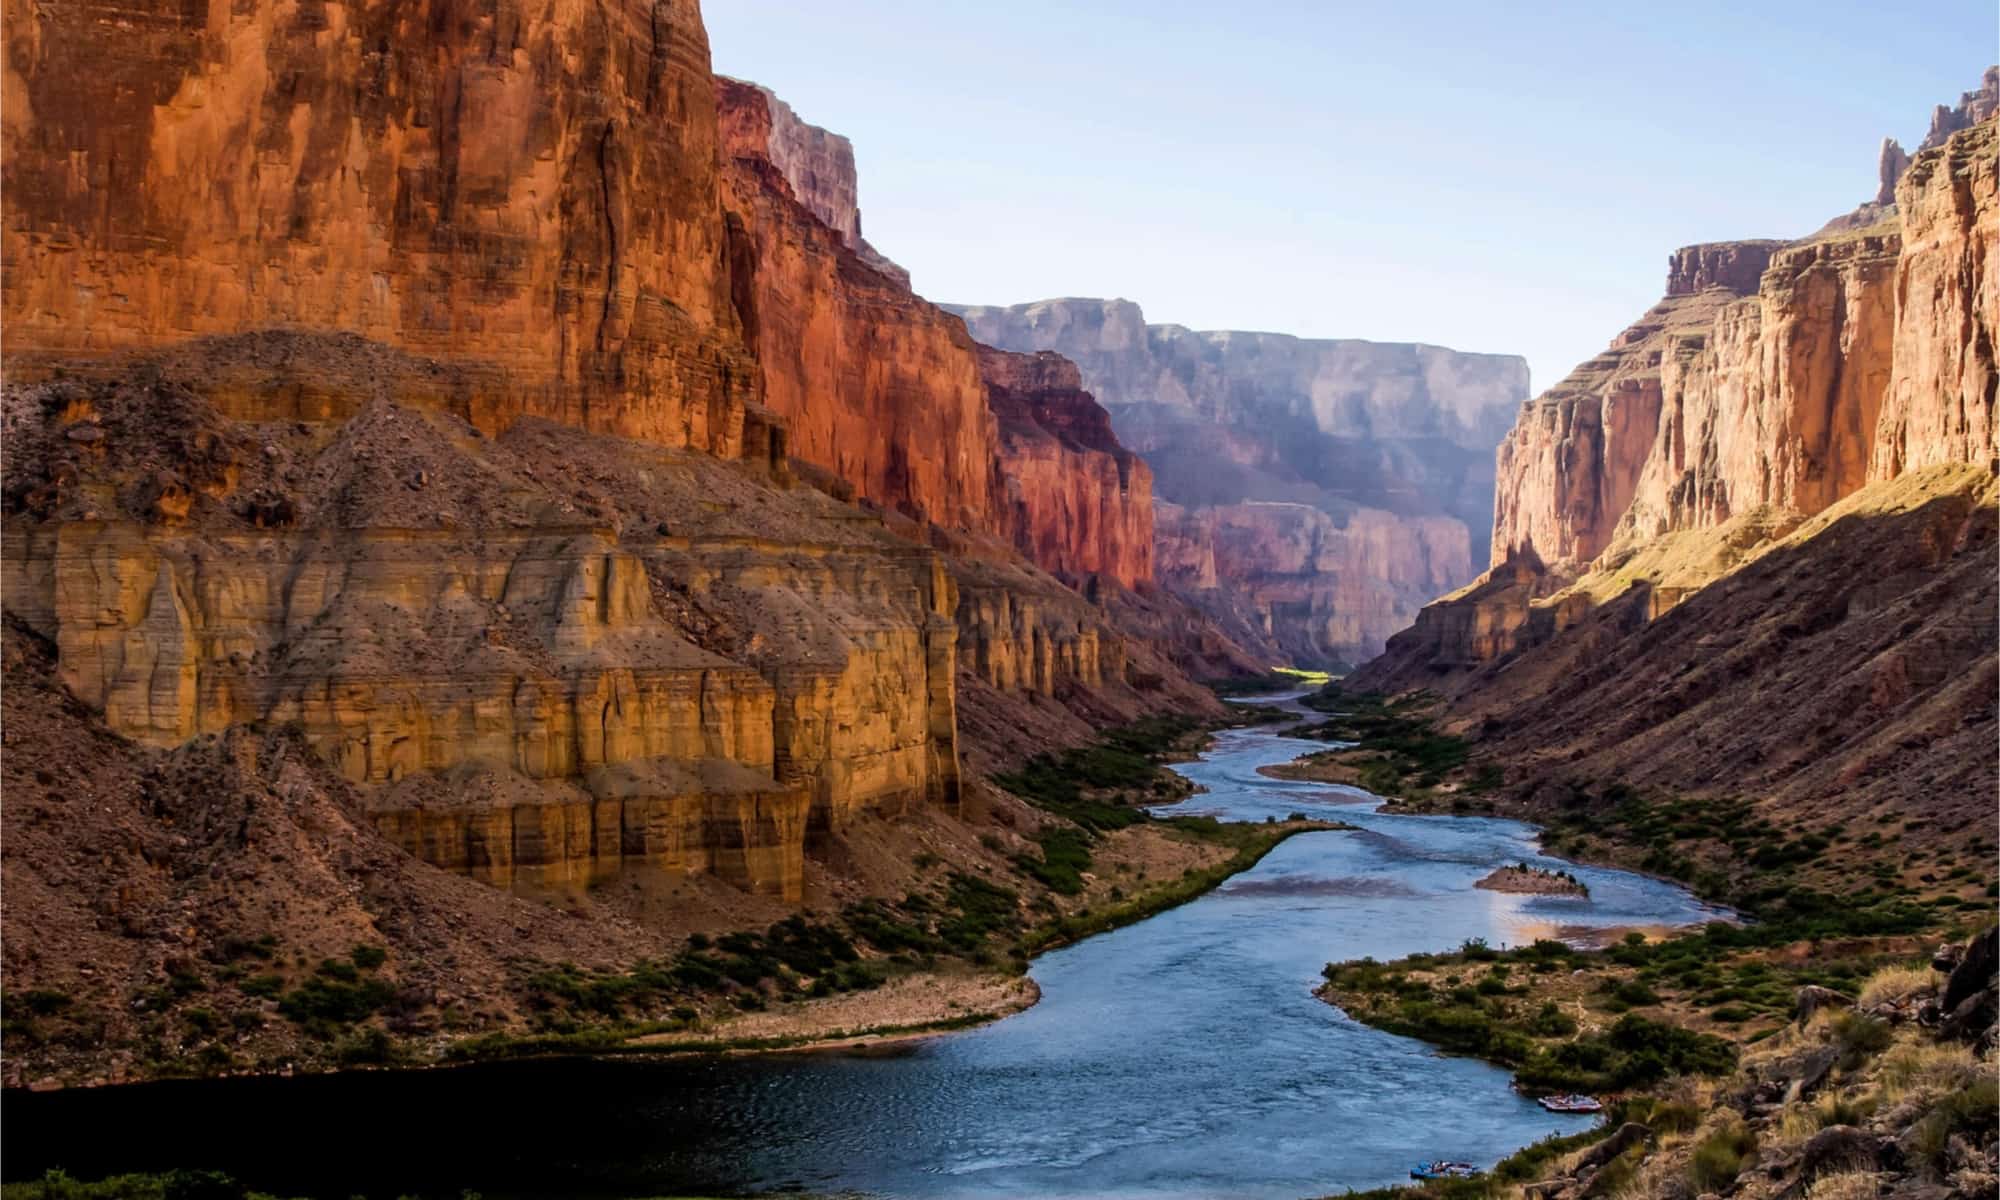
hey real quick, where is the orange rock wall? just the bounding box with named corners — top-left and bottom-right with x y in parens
top-left (979, 347), bottom-right (1154, 589)
top-left (1389, 114), bottom-right (1997, 679)
top-left (1873, 119), bottom-right (1998, 479)
top-left (2, 0), bottom-right (756, 451)
top-left (1493, 118), bottom-right (1996, 577)
top-left (715, 79), bottom-right (1157, 590)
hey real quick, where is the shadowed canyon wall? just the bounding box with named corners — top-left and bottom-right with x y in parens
top-left (953, 298), bottom-right (1529, 663)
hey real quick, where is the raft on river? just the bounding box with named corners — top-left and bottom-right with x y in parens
top-left (1536, 1093), bottom-right (1605, 1113)
top-left (1411, 1161), bottom-right (1481, 1180)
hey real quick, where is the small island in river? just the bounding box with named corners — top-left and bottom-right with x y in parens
top-left (1475, 862), bottom-right (1589, 897)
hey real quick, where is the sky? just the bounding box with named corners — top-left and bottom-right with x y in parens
top-left (706, 1), bottom-right (1994, 394)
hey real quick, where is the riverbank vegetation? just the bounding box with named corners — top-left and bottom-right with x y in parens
top-left (1299, 677), bottom-right (1997, 1200)
top-left (1207, 666), bottom-right (1336, 696)
top-left (1320, 937), bottom-right (1998, 1200)
top-left (1290, 688), bottom-right (1491, 800)
top-left (441, 716), bottom-right (1345, 1067)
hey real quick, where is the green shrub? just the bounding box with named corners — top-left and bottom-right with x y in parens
top-left (1688, 1121), bottom-right (1758, 1192)
top-left (276, 973), bottom-right (395, 1030)
top-left (1649, 1100), bottom-right (1701, 1133)
top-left (1830, 1011), bottom-right (1893, 1068)
top-left (237, 973), bottom-right (285, 999)
top-left (1526, 1002), bottom-right (1578, 1037)
top-left (1014, 827), bottom-right (1095, 895)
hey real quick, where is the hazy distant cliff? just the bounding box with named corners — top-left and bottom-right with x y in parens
top-left (952, 298), bottom-right (1528, 664)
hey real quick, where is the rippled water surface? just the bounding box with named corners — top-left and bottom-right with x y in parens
top-left (9, 699), bottom-right (1728, 1199)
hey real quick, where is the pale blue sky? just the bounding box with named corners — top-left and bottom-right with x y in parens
top-left (707, 1), bottom-right (1994, 393)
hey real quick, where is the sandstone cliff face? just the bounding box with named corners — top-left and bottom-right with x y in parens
top-left (714, 81), bottom-right (1158, 592)
top-left (1873, 119), bottom-right (1998, 480)
top-left (2, 0), bottom-right (757, 453)
top-left (1490, 117), bottom-right (1995, 584)
top-left (716, 147), bottom-right (1000, 535)
top-left (953, 297), bottom-right (1528, 662)
top-left (2, 357), bottom-right (966, 903)
top-left (1875, 66), bottom-right (1998, 203)
top-left (0, 22), bottom-right (1208, 934)
top-left (1368, 109), bottom-right (1998, 692)
top-left (978, 347), bottom-right (1153, 589)
top-left (1619, 231), bottom-right (1901, 543)
top-left (1154, 500), bottom-right (1468, 668)
top-left (714, 77), bottom-right (909, 288)
top-left (1492, 254), bottom-right (1774, 571)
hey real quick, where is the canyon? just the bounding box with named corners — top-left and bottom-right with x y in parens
top-left (1355, 83), bottom-right (1998, 833)
top-left (953, 298), bottom-right (1528, 665)
top-left (0, 0), bottom-right (1246, 1086)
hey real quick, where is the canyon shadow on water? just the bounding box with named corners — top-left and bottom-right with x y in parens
top-left (7, 699), bottom-right (1729, 1199)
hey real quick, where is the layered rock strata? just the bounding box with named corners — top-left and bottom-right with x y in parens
top-left (1, 353), bottom-right (974, 902)
top-left (953, 297), bottom-right (1529, 662)
top-left (1359, 106), bottom-right (1999, 828)
top-left (1875, 67), bottom-right (1998, 203)
top-left (1487, 114), bottom-right (1994, 588)
top-left (714, 79), bottom-right (1156, 589)
top-left (978, 347), bottom-right (1153, 588)
top-left (715, 77), bottom-right (910, 287)
top-left (1153, 500), bottom-right (1468, 669)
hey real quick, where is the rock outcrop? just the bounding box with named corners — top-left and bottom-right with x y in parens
top-left (1488, 112), bottom-right (1994, 586)
top-left (2, 363), bottom-right (967, 901)
top-left (1875, 66), bottom-right (1999, 203)
top-left (715, 77), bottom-right (910, 288)
top-left (953, 297), bottom-right (1529, 662)
top-left (1872, 118), bottom-right (1998, 480)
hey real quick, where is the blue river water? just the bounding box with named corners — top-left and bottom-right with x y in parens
top-left (5, 699), bottom-right (1727, 1199)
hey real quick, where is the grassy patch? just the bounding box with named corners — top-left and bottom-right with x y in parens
top-left (1019, 820), bottom-right (1336, 954)
top-left (990, 716), bottom-right (1200, 829)
top-left (1295, 688), bottom-right (1472, 797)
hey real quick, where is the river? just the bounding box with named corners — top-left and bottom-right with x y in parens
top-left (5, 699), bottom-right (1727, 1199)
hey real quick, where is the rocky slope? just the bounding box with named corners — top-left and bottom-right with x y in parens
top-left (1353, 99), bottom-right (1998, 831)
top-left (953, 297), bottom-right (1529, 663)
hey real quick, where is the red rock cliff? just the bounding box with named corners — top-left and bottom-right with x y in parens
top-left (1380, 107), bottom-right (1997, 682)
top-left (1873, 119), bottom-right (1998, 479)
top-left (714, 77), bottom-right (999, 536)
top-left (2, 0), bottom-right (757, 451)
top-left (714, 78), bottom-right (1156, 589)
top-left (977, 347), bottom-right (1154, 589)
top-left (1492, 117), bottom-right (1994, 580)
